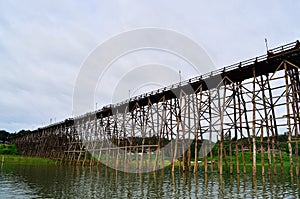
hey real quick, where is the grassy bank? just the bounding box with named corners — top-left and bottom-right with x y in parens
top-left (0, 144), bottom-right (56, 165)
top-left (1, 155), bottom-right (56, 165)
top-left (0, 143), bottom-right (19, 155)
top-left (1, 143), bottom-right (299, 168)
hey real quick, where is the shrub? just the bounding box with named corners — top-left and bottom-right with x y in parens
top-left (0, 144), bottom-right (19, 155)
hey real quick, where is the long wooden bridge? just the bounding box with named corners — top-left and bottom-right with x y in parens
top-left (11, 41), bottom-right (300, 175)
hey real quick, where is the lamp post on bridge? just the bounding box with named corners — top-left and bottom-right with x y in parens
top-left (179, 70), bottom-right (182, 86)
top-left (129, 89), bottom-right (131, 99)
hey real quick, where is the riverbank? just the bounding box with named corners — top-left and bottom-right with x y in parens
top-left (1, 155), bottom-right (56, 165)
top-left (1, 143), bottom-right (299, 169)
top-left (0, 144), bottom-right (56, 165)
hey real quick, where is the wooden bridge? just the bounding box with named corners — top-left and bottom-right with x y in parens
top-left (11, 41), bottom-right (300, 175)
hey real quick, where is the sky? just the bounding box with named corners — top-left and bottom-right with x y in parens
top-left (0, 0), bottom-right (299, 133)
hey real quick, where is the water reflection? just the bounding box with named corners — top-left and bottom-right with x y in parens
top-left (1, 164), bottom-right (299, 198)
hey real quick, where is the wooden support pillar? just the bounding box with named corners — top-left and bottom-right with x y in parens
top-left (289, 67), bottom-right (300, 177)
top-left (237, 82), bottom-right (246, 174)
top-left (252, 67), bottom-right (257, 176)
top-left (260, 121), bottom-right (265, 175)
top-left (284, 61), bottom-right (294, 177)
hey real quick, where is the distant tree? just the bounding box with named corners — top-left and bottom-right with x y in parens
top-left (8, 129), bottom-right (31, 140)
top-left (0, 130), bottom-right (10, 142)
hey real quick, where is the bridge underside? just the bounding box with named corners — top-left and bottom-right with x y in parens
top-left (12, 41), bottom-right (300, 175)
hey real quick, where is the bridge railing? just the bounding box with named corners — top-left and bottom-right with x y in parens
top-left (113, 40), bottom-right (298, 107)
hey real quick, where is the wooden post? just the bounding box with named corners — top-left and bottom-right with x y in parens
top-left (260, 121), bottom-right (265, 175)
top-left (218, 88), bottom-right (224, 175)
top-left (267, 117), bottom-right (272, 175)
top-left (209, 94), bottom-right (214, 173)
top-left (284, 62), bottom-right (294, 177)
top-left (172, 98), bottom-right (180, 173)
top-left (181, 93), bottom-right (187, 172)
top-left (1, 155), bottom-right (4, 167)
top-left (77, 120), bottom-right (84, 165)
top-left (289, 67), bottom-right (300, 177)
top-left (239, 83), bottom-right (252, 173)
top-left (197, 85), bottom-right (207, 173)
top-left (148, 98), bottom-right (153, 172)
top-left (252, 67), bottom-right (257, 176)
top-left (237, 83), bottom-right (245, 174)
top-left (218, 139), bottom-right (222, 175)
top-left (187, 96), bottom-right (192, 172)
top-left (154, 102), bottom-right (161, 171)
top-left (266, 75), bottom-right (283, 174)
top-left (260, 74), bottom-right (272, 175)
top-left (193, 92), bottom-right (199, 173)
top-left (139, 106), bottom-right (146, 172)
top-left (232, 83), bottom-right (237, 175)
top-left (149, 99), bottom-right (156, 172)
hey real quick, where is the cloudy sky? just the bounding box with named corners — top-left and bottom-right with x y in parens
top-left (0, 0), bottom-right (299, 132)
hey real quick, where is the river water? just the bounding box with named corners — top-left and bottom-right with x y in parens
top-left (1, 163), bottom-right (299, 198)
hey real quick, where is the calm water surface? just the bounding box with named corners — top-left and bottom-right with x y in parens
top-left (1, 164), bottom-right (299, 198)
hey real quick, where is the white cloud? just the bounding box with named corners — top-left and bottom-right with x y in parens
top-left (0, 0), bottom-right (299, 132)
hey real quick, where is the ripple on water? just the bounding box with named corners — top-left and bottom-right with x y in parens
top-left (0, 165), bottom-right (299, 198)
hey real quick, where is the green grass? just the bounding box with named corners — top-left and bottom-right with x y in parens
top-left (197, 150), bottom-right (299, 165)
top-left (221, 151), bottom-right (298, 166)
top-left (1, 155), bottom-right (56, 165)
top-left (0, 144), bottom-right (56, 165)
top-left (191, 151), bottom-right (300, 175)
top-left (0, 144), bottom-right (19, 155)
